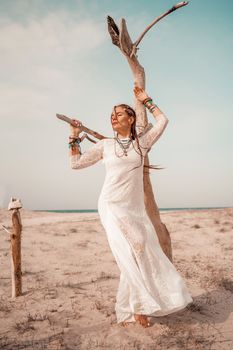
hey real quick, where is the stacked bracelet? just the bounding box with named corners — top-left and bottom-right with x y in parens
top-left (143, 97), bottom-right (153, 105)
top-left (143, 97), bottom-right (158, 113)
top-left (68, 137), bottom-right (82, 153)
top-left (148, 103), bottom-right (157, 113)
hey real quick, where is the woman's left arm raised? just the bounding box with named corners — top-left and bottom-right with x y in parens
top-left (134, 86), bottom-right (169, 150)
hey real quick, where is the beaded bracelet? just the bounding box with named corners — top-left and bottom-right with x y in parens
top-left (68, 139), bottom-right (82, 153)
top-left (145, 101), bottom-right (153, 108)
top-left (146, 103), bottom-right (158, 113)
top-left (149, 105), bottom-right (157, 113)
top-left (143, 97), bottom-right (153, 105)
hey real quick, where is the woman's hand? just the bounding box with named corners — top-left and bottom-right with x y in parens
top-left (133, 86), bottom-right (149, 103)
top-left (70, 119), bottom-right (83, 137)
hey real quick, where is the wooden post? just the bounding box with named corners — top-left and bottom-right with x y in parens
top-left (8, 197), bottom-right (22, 298)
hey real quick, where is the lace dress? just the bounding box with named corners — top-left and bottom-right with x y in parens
top-left (70, 113), bottom-right (193, 323)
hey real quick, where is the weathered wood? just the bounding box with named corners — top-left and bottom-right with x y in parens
top-left (106, 3), bottom-right (189, 261)
top-left (134, 70), bottom-right (173, 260)
top-left (107, 16), bottom-right (120, 47)
top-left (8, 198), bottom-right (22, 210)
top-left (56, 113), bottom-right (106, 141)
top-left (56, 113), bottom-right (153, 144)
top-left (8, 198), bottom-right (23, 298)
top-left (119, 18), bottom-right (134, 57)
top-left (131, 1), bottom-right (189, 57)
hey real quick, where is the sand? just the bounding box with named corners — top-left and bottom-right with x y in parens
top-left (0, 207), bottom-right (233, 350)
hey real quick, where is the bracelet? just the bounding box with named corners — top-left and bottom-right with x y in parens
top-left (68, 139), bottom-right (82, 153)
top-left (69, 137), bottom-right (81, 145)
top-left (68, 139), bottom-right (80, 146)
top-left (144, 99), bottom-right (158, 113)
top-left (145, 100), bottom-right (153, 108)
top-left (69, 144), bottom-right (82, 154)
top-left (144, 99), bottom-right (153, 107)
top-left (149, 105), bottom-right (157, 113)
top-left (143, 97), bottom-right (152, 105)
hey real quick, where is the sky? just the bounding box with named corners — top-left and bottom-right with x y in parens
top-left (0, 0), bottom-right (232, 210)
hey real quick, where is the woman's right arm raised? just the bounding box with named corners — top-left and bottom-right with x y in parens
top-left (69, 119), bottom-right (104, 170)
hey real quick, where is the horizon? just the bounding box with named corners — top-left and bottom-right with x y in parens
top-left (17, 205), bottom-right (233, 212)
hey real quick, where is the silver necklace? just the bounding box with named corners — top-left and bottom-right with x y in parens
top-left (115, 136), bottom-right (132, 156)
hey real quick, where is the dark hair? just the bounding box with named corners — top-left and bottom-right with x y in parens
top-left (112, 104), bottom-right (164, 172)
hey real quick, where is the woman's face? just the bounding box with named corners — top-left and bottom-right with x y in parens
top-left (111, 106), bottom-right (134, 134)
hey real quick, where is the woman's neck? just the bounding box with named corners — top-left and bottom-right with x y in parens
top-left (117, 131), bottom-right (131, 139)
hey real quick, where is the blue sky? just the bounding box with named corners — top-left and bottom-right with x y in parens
top-left (0, 0), bottom-right (232, 210)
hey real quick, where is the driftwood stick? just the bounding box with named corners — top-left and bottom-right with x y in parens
top-left (83, 134), bottom-right (99, 144)
top-left (1, 224), bottom-right (11, 234)
top-left (57, 113), bottom-right (152, 144)
top-left (56, 113), bottom-right (106, 141)
top-left (132, 1), bottom-right (189, 57)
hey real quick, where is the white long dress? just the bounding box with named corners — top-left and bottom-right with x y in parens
top-left (70, 113), bottom-right (193, 323)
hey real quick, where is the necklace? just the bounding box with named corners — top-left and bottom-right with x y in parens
top-left (115, 136), bottom-right (132, 156)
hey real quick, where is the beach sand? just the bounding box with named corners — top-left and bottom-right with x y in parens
top-left (0, 207), bottom-right (232, 349)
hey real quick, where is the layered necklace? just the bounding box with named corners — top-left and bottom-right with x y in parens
top-left (115, 135), bottom-right (132, 156)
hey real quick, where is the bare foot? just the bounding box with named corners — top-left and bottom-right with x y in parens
top-left (120, 321), bottom-right (132, 327)
top-left (134, 314), bottom-right (151, 328)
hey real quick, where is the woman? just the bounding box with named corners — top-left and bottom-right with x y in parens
top-left (68, 86), bottom-right (193, 328)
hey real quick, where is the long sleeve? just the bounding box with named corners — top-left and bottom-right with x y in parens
top-left (70, 138), bottom-right (104, 170)
top-left (139, 113), bottom-right (169, 150)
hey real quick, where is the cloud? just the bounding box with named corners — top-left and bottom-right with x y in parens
top-left (0, 8), bottom-right (115, 210)
top-left (0, 10), bottom-right (106, 76)
top-left (1, 13), bottom-right (105, 62)
top-left (0, 10), bottom-right (107, 123)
